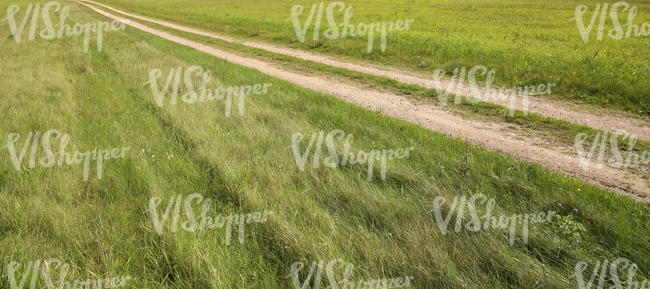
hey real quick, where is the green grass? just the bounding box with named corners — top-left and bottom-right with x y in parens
top-left (93, 0), bottom-right (650, 115)
top-left (1, 2), bottom-right (649, 289)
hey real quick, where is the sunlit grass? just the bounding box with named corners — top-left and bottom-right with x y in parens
top-left (0, 2), bottom-right (648, 289)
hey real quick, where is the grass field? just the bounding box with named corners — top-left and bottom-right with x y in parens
top-left (1, 2), bottom-right (650, 289)
top-left (93, 0), bottom-right (650, 115)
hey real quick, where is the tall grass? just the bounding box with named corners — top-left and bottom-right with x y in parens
top-left (0, 2), bottom-right (648, 288)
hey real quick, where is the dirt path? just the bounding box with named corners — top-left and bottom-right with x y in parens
top-left (75, 1), bottom-right (650, 202)
top-left (80, 0), bottom-right (650, 142)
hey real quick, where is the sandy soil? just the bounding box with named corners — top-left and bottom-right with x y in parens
top-left (75, 0), bottom-right (650, 203)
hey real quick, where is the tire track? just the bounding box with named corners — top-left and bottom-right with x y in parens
top-left (80, 0), bottom-right (650, 142)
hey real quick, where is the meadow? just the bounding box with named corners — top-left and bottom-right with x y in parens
top-left (93, 0), bottom-right (650, 115)
top-left (1, 1), bottom-right (650, 288)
